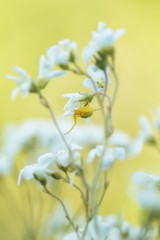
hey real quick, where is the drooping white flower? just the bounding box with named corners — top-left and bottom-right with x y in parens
top-left (138, 115), bottom-right (155, 143)
top-left (38, 55), bottom-right (65, 85)
top-left (55, 144), bottom-right (83, 168)
top-left (47, 39), bottom-right (78, 66)
top-left (6, 67), bottom-right (33, 100)
top-left (63, 93), bottom-right (94, 117)
top-left (87, 145), bottom-right (126, 170)
top-left (83, 65), bottom-right (110, 92)
top-left (132, 171), bottom-right (160, 189)
top-left (17, 152), bottom-right (54, 185)
top-left (82, 22), bottom-right (125, 65)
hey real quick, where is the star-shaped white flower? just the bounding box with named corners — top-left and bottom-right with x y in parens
top-left (6, 67), bottom-right (33, 100)
top-left (82, 22), bottom-right (125, 65)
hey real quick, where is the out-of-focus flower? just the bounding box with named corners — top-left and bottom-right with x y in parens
top-left (133, 171), bottom-right (160, 213)
top-left (73, 123), bottom-right (104, 147)
top-left (108, 130), bottom-right (143, 158)
top-left (6, 67), bottom-right (33, 100)
top-left (132, 171), bottom-right (160, 190)
top-left (18, 152), bottom-right (54, 185)
top-left (38, 55), bottom-right (65, 89)
top-left (54, 144), bottom-right (83, 169)
top-left (82, 22), bottom-right (125, 66)
top-left (83, 65), bottom-right (110, 92)
top-left (139, 188), bottom-right (160, 212)
top-left (138, 116), bottom-right (156, 144)
top-left (64, 215), bottom-right (110, 240)
top-left (47, 39), bottom-right (78, 67)
top-left (87, 145), bottom-right (126, 170)
top-left (64, 214), bottom-right (152, 240)
top-left (0, 154), bottom-right (12, 176)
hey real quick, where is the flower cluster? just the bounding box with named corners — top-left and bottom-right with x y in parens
top-left (4, 21), bottom-right (160, 240)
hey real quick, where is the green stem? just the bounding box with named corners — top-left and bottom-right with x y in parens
top-left (37, 91), bottom-right (72, 155)
top-left (97, 172), bottom-right (109, 208)
top-left (109, 62), bottom-right (119, 108)
top-left (43, 186), bottom-right (80, 239)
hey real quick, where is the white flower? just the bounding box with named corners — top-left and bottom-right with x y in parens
top-left (55, 144), bottom-right (82, 168)
top-left (138, 115), bottom-right (155, 143)
top-left (63, 93), bottom-right (93, 117)
top-left (139, 188), bottom-right (160, 212)
top-left (38, 55), bottom-right (65, 84)
top-left (6, 67), bottom-right (33, 100)
top-left (132, 171), bottom-right (160, 189)
top-left (87, 145), bottom-right (126, 170)
top-left (87, 215), bottom-right (110, 239)
top-left (0, 154), bottom-right (12, 176)
top-left (64, 215), bottom-right (110, 240)
top-left (108, 130), bottom-right (143, 158)
top-left (82, 22), bottom-right (125, 65)
top-left (83, 65), bottom-right (110, 92)
top-left (17, 152), bottom-right (54, 185)
top-left (47, 39), bottom-right (78, 66)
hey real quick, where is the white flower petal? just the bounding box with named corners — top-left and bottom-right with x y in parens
top-left (37, 152), bottom-right (55, 167)
top-left (11, 87), bottom-right (19, 100)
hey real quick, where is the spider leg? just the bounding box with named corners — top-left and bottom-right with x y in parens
top-left (64, 114), bottom-right (77, 135)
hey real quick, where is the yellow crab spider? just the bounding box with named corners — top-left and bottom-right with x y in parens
top-left (64, 105), bottom-right (101, 135)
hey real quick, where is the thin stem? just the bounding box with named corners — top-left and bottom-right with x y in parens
top-left (64, 172), bottom-right (86, 205)
top-left (97, 172), bottom-right (109, 208)
top-left (43, 186), bottom-right (80, 239)
top-left (101, 70), bottom-right (109, 104)
top-left (37, 91), bottom-right (72, 155)
top-left (109, 62), bottom-right (119, 108)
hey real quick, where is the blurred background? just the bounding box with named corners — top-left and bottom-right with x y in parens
top-left (1, 0), bottom-right (160, 239)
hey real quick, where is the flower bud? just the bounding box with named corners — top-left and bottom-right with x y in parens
top-left (33, 168), bottom-right (47, 187)
top-left (45, 169), bottom-right (62, 180)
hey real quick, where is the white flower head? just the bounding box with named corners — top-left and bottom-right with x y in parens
top-left (87, 145), bottom-right (126, 170)
top-left (132, 171), bottom-right (160, 189)
top-left (82, 22), bottom-right (125, 65)
top-left (83, 65), bottom-right (110, 92)
top-left (6, 67), bottom-right (33, 100)
top-left (17, 152), bottom-right (55, 185)
top-left (47, 39), bottom-right (78, 66)
top-left (55, 144), bottom-right (83, 168)
top-left (38, 55), bottom-right (65, 86)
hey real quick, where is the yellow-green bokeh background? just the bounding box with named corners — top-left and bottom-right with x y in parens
top-left (1, 0), bottom-right (160, 238)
